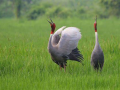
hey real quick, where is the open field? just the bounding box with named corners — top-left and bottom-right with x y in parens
top-left (0, 18), bottom-right (119, 90)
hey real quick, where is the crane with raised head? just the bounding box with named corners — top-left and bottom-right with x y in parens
top-left (47, 19), bottom-right (83, 72)
top-left (91, 16), bottom-right (104, 71)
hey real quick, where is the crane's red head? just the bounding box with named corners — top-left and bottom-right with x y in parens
top-left (94, 16), bottom-right (97, 32)
top-left (48, 19), bottom-right (56, 34)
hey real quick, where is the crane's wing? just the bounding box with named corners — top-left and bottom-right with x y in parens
top-left (54, 26), bottom-right (66, 35)
top-left (52, 26), bottom-right (66, 44)
top-left (58, 27), bottom-right (81, 55)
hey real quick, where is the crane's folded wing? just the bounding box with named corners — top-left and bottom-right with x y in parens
top-left (58, 27), bottom-right (81, 55)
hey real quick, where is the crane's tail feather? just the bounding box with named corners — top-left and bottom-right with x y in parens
top-left (68, 48), bottom-right (84, 65)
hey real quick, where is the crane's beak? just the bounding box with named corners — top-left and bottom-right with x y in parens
top-left (47, 19), bottom-right (54, 24)
top-left (47, 20), bottom-right (52, 24)
top-left (50, 19), bottom-right (53, 23)
top-left (95, 15), bottom-right (97, 22)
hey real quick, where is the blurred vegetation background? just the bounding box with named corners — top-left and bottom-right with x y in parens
top-left (0, 0), bottom-right (120, 20)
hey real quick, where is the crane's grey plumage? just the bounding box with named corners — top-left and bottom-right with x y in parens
top-left (48, 20), bottom-right (83, 71)
top-left (91, 17), bottom-right (104, 71)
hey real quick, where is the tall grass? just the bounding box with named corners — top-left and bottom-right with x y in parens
top-left (0, 18), bottom-right (119, 90)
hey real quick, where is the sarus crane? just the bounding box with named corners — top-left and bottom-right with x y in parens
top-left (47, 19), bottom-right (83, 72)
top-left (91, 16), bottom-right (104, 71)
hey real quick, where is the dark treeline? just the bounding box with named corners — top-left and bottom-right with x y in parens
top-left (0, 0), bottom-right (120, 19)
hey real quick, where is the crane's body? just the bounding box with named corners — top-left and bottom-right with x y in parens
top-left (48, 19), bottom-right (83, 71)
top-left (91, 17), bottom-right (104, 71)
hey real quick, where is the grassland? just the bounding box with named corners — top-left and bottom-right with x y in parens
top-left (0, 18), bottom-right (119, 90)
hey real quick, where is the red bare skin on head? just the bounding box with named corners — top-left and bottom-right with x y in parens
top-left (48, 19), bottom-right (56, 34)
top-left (50, 23), bottom-right (56, 34)
top-left (94, 21), bottom-right (97, 32)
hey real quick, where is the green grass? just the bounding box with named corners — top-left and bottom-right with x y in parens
top-left (0, 18), bottom-right (119, 90)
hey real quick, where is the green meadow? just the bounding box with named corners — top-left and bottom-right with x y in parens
top-left (0, 18), bottom-right (119, 90)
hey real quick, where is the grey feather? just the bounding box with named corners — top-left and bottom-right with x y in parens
top-left (68, 48), bottom-right (84, 63)
top-left (91, 32), bottom-right (104, 70)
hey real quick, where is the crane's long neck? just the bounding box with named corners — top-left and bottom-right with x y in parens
top-left (48, 34), bottom-right (53, 50)
top-left (94, 20), bottom-right (99, 46)
top-left (95, 32), bottom-right (99, 45)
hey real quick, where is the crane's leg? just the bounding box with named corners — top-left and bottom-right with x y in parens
top-left (63, 63), bottom-right (66, 72)
top-left (59, 64), bottom-right (62, 70)
top-left (100, 64), bottom-right (103, 72)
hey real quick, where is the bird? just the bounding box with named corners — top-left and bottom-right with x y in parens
top-left (91, 16), bottom-right (104, 71)
top-left (47, 19), bottom-right (83, 72)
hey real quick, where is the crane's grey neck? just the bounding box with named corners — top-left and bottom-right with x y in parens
top-left (95, 32), bottom-right (99, 45)
top-left (48, 34), bottom-right (53, 49)
top-left (48, 34), bottom-right (57, 51)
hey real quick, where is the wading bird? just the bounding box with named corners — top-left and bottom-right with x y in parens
top-left (47, 19), bottom-right (83, 72)
top-left (91, 16), bottom-right (104, 71)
